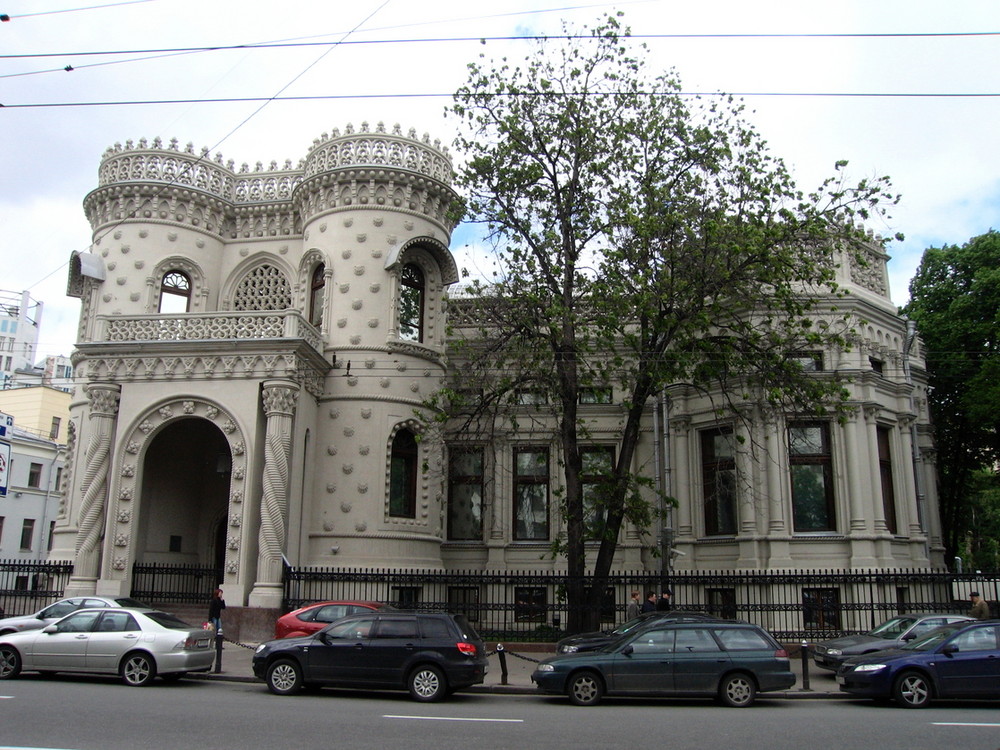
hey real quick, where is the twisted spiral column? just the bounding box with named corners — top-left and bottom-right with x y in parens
top-left (251, 380), bottom-right (299, 603)
top-left (70, 383), bottom-right (121, 591)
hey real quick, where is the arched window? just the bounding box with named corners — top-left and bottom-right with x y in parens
top-left (399, 264), bottom-right (425, 342)
top-left (309, 263), bottom-right (325, 328)
top-left (389, 429), bottom-right (418, 518)
top-left (159, 271), bottom-right (191, 313)
top-left (233, 264), bottom-right (292, 311)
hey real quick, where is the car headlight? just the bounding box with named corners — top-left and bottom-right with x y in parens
top-left (560, 645), bottom-right (578, 654)
top-left (825, 648), bottom-right (842, 656)
top-left (255, 643), bottom-right (268, 654)
top-left (852, 663), bottom-right (886, 672)
top-left (536, 664), bottom-right (555, 672)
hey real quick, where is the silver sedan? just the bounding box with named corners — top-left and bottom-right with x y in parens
top-left (0, 608), bottom-right (215, 686)
top-left (0, 596), bottom-right (149, 635)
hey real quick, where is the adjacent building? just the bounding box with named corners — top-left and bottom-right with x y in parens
top-left (50, 123), bottom-right (944, 623)
top-left (0, 291), bottom-right (43, 388)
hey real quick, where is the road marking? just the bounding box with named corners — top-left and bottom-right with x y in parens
top-left (383, 715), bottom-right (524, 723)
top-left (932, 722), bottom-right (1000, 728)
top-left (1, 747), bottom-right (83, 750)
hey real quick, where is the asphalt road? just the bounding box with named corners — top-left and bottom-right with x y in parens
top-left (2, 674), bottom-right (999, 750)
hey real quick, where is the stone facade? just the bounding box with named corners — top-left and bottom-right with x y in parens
top-left (51, 122), bottom-right (944, 613)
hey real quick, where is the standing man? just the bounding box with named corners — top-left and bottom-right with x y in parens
top-left (208, 588), bottom-right (227, 632)
top-left (968, 591), bottom-right (989, 620)
top-left (641, 591), bottom-right (657, 613)
top-left (626, 591), bottom-right (641, 621)
top-left (656, 589), bottom-right (673, 612)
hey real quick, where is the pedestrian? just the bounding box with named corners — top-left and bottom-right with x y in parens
top-left (626, 591), bottom-right (641, 621)
top-left (641, 591), bottom-right (657, 613)
top-left (208, 588), bottom-right (226, 632)
top-left (656, 589), bottom-right (673, 612)
top-left (968, 591), bottom-right (989, 620)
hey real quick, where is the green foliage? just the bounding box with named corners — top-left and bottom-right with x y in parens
top-left (444, 14), bottom-right (900, 628)
top-left (902, 230), bottom-right (1000, 564)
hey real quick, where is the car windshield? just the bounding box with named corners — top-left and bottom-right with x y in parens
top-left (611, 613), bottom-right (659, 636)
top-left (900, 623), bottom-right (964, 651)
top-left (144, 612), bottom-right (195, 629)
top-left (114, 598), bottom-right (149, 608)
top-left (868, 616), bottom-right (917, 638)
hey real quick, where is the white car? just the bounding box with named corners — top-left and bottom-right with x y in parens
top-left (0, 608), bottom-right (216, 686)
top-left (0, 596), bottom-right (148, 635)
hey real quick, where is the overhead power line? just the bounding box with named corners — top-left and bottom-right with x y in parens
top-left (3, 90), bottom-right (998, 109)
top-left (4, 30), bottom-right (999, 59)
top-left (0, 0), bottom-right (156, 21)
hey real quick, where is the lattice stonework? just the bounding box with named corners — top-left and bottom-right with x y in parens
top-left (233, 264), bottom-right (292, 311)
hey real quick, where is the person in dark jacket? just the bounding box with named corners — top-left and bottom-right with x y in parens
top-left (641, 591), bottom-right (657, 613)
top-left (208, 588), bottom-right (226, 631)
top-left (656, 589), bottom-right (673, 611)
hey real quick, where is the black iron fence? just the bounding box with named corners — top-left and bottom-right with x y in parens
top-left (131, 562), bottom-right (221, 605)
top-left (0, 559), bottom-right (75, 617)
top-left (282, 566), bottom-right (1000, 642)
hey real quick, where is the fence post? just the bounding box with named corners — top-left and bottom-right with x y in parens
top-left (496, 643), bottom-right (508, 685)
top-left (799, 640), bottom-right (811, 691)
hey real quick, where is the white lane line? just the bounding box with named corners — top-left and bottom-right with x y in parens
top-left (383, 714), bottom-right (524, 723)
top-left (1, 747), bottom-right (84, 750)
top-left (932, 722), bottom-right (1000, 727)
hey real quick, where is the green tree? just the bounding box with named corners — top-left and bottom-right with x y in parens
top-left (903, 230), bottom-right (1000, 567)
top-left (445, 15), bottom-right (900, 632)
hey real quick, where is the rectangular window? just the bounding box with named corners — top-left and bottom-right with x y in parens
top-left (392, 586), bottom-right (421, 610)
top-left (877, 426), bottom-right (897, 534)
top-left (27, 463), bottom-right (43, 489)
top-left (448, 448), bottom-right (484, 541)
top-left (870, 357), bottom-right (884, 375)
top-left (803, 587), bottom-right (841, 630)
top-left (513, 448), bottom-right (549, 540)
top-left (47, 520), bottom-right (55, 552)
top-left (581, 446), bottom-right (615, 539)
top-left (514, 586), bottom-right (547, 622)
top-left (579, 387), bottom-right (613, 404)
top-left (702, 428), bottom-right (737, 536)
top-left (707, 588), bottom-right (738, 620)
top-left (789, 423), bottom-right (836, 532)
top-left (20, 519), bottom-right (35, 550)
top-left (169, 535), bottom-right (182, 553)
top-left (788, 352), bottom-right (824, 371)
top-left (448, 586), bottom-right (481, 623)
top-left (54, 468), bottom-right (63, 492)
top-left (515, 389), bottom-right (547, 406)
top-left (49, 417), bottom-right (61, 440)
top-left (0, 515), bottom-right (4, 548)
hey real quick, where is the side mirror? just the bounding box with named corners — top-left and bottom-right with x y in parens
top-left (901, 633), bottom-right (915, 641)
top-left (42, 625), bottom-right (59, 634)
top-left (940, 644), bottom-right (958, 655)
top-left (621, 644), bottom-right (634, 656)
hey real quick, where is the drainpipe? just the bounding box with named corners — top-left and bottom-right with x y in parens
top-left (660, 393), bottom-right (674, 578)
top-left (902, 318), bottom-right (928, 555)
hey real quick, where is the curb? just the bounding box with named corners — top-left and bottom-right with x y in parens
top-left (190, 672), bottom-right (845, 699)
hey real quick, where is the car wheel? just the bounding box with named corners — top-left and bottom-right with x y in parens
top-left (120, 652), bottom-right (156, 687)
top-left (408, 664), bottom-right (447, 702)
top-left (266, 659), bottom-right (303, 695)
top-left (0, 646), bottom-right (22, 679)
top-left (893, 670), bottom-right (932, 708)
top-left (719, 673), bottom-right (757, 707)
top-left (567, 671), bottom-right (604, 707)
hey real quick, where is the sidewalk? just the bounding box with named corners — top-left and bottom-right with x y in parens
top-left (196, 637), bottom-right (844, 698)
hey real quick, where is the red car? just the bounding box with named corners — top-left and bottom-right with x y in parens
top-left (274, 601), bottom-right (390, 638)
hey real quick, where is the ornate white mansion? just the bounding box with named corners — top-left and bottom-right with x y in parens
top-left (51, 122), bottom-right (944, 614)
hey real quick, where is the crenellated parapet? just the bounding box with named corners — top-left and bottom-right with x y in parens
top-left (83, 123), bottom-right (460, 238)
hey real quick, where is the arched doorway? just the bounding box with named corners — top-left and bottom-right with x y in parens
top-left (134, 418), bottom-right (232, 576)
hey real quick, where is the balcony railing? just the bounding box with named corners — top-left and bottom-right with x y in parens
top-left (94, 310), bottom-right (323, 353)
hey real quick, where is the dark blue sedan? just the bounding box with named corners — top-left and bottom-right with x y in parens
top-left (837, 620), bottom-right (1000, 708)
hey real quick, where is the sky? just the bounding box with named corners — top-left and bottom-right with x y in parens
top-left (1, 0), bottom-right (998, 361)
